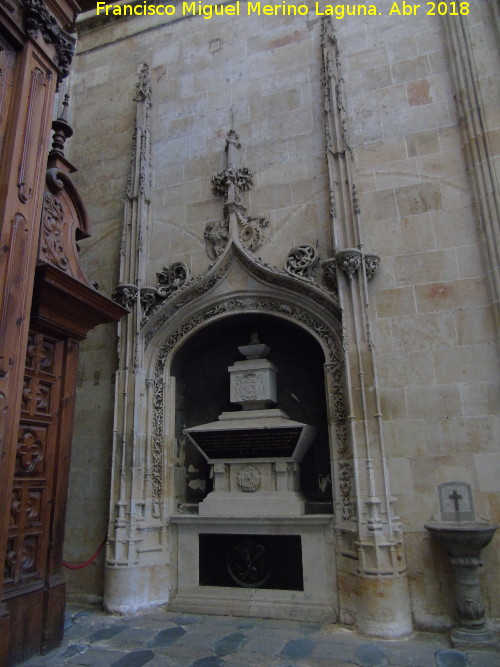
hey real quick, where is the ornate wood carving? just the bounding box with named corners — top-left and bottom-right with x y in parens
top-left (40, 192), bottom-right (69, 270)
top-left (17, 66), bottom-right (47, 204)
top-left (3, 333), bottom-right (62, 598)
top-left (23, 0), bottom-right (75, 80)
top-left (0, 9), bottom-right (124, 662)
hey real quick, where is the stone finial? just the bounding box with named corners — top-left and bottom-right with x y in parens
top-left (237, 333), bottom-right (270, 359)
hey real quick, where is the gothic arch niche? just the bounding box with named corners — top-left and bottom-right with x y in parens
top-left (170, 313), bottom-right (333, 512)
top-left (146, 290), bottom-right (343, 621)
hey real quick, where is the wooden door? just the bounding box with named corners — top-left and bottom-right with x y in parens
top-left (3, 331), bottom-right (69, 663)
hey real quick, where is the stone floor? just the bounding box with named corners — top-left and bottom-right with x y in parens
top-left (20, 605), bottom-right (499, 667)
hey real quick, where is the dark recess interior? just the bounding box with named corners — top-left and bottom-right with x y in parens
top-left (199, 533), bottom-right (304, 591)
top-left (171, 313), bottom-right (333, 509)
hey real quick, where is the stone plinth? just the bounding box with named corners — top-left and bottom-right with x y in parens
top-left (169, 515), bottom-right (336, 622)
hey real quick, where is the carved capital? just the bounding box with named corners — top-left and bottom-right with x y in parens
top-left (320, 258), bottom-right (338, 293)
top-left (364, 253), bottom-right (380, 280)
top-left (140, 287), bottom-right (157, 314)
top-left (113, 284), bottom-right (138, 309)
top-left (336, 248), bottom-right (362, 277)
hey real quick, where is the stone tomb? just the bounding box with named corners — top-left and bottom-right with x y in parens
top-left (170, 335), bottom-right (336, 620)
top-left (184, 334), bottom-right (317, 516)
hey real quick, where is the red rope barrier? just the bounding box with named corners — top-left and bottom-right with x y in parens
top-left (62, 536), bottom-right (107, 570)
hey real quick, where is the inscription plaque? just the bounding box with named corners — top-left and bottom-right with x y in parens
top-left (190, 427), bottom-right (303, 459)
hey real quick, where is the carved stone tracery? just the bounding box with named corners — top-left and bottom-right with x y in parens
top-left (285, 244), bottom-right (319, 278)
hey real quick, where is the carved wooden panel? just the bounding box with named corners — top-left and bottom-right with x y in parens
top-left (3, 332), bottom-right (63, 599)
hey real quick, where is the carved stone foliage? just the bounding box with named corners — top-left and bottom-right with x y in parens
top-left (211, 165), bottom-right (254, 197)
top-left (133, 62), bottom-right (151, 102)
top-left (24, 0), bottom-right (75, 79)
top-left (40, 192), bottom-right (69, 271)
top-left (336, 248), bottom-right (362, 277)
top-left (324, 355), bottom-right (348, 459)
top-left (206, 134), bottom-right (269, 257)
top-left (113, 262), bottom-right (191, 317)
top-left (338, 459), bottom-right (355, 521)
top-left (156, 262), bottom-right (188, 294)
top-left (321, 17), bottom-right (351, 225)
top-left (236, 211), bottom-right (269, 253)
top-left (285, 244), bottom-right (319, 278)
top-left (143, 254), bottom-right (233, 342)
top-left (151, 375), bottom-right (164, 501)
top-left (144, 242), bottom-right (342, 351)
top-left (204, 221), bottom-right (229, 261)
top-left (141, 262), bottom-right (190, 317)
top-left (335, 248), bottom-right (380, 281)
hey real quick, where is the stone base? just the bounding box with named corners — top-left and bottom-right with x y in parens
top-left (104, 564), bottom-right (169, 614)
top-left (356, 574), bottom-right (413, 639)
top-left (451, 625), bottom-right (499, 649)
top-left (199, 458), bottom-right (307, 516)
top-left (170, 515), bottom-right (336, 622)
top-left (199, 490), bottom-right (306, 516)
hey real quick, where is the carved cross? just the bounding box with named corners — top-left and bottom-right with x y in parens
top-left (449, 489), bottom-right (462, 511)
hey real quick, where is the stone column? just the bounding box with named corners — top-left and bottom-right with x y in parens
top-left (105, 65), bottom-right (168, 613)
top-left (321, 17), bottom-right (411, 637)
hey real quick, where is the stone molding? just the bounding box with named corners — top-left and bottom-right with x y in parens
top-left (442, 11), bottom-right (500, 340)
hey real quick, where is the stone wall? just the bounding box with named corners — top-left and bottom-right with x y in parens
top-left (66, 3), bottom-right (499, 630)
